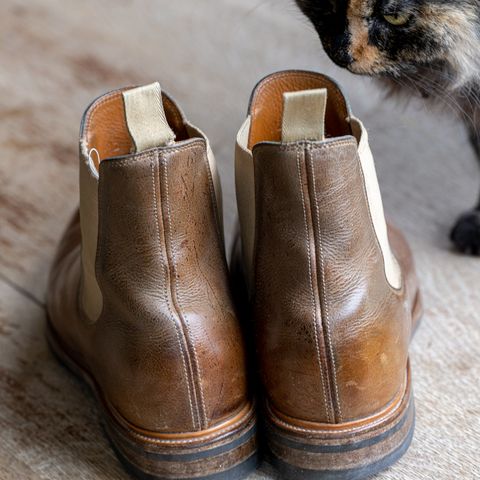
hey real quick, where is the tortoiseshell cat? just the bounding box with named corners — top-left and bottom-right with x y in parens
top-left (296, 0), bottom-right (480, 254)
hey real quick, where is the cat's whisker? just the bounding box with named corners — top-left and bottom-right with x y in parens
top-left (407, 71), bottom-right (474, 124)
top-left (396, 76), bottom-right (435, 116)
top-left (422, 82), bottom-right (474, 125)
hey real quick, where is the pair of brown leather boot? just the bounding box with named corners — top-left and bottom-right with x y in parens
top-left (47, 71), bottom-right (422, 480)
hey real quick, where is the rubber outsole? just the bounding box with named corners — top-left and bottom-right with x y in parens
top-left (269, 418), bottom-right (414, 480)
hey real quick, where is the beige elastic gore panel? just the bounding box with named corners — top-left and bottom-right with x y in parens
top-left (122, 82), bottom-right (175, 152)
top-left (79, 151), bottom-right (103, 322)
top-left (282, 89), bottom-right (327, 143)
top-left (235, 117), bottom-right (255, 293)
top-left (350, 117), bottom-right (402, 290)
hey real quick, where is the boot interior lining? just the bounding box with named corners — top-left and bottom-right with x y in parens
top-left (248, 72), bottom-right (352, 150)
top-left (82, 89), bottom-right (189, 169)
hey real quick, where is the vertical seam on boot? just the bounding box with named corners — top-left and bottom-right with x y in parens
top-left (160, 153), bottom-right (208, 429)
top-left (307, 144), bottom-right (343, 422)
top-left (296, 146), bottom-right (333, 424)
top-left (151, 157), bottom-right (199, 431)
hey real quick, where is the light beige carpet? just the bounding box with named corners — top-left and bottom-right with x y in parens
top-left (0, 0), bottom-right (479, 478)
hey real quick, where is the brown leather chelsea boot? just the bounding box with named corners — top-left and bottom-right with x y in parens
top-left (46, 82), bottom-right (257, 480)
top-left (232, 71), bottom-right (422, 479)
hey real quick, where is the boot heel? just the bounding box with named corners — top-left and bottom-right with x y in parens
top-left (106, 408), bottom-right (258, 480)
top-left (265, 381), bottom-right (414, 480)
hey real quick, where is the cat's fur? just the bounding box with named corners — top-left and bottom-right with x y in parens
top-left (296, 0), bottom-right (480, 254)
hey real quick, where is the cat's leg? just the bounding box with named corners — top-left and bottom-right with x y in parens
top-left (450, 122), bottom-right (480, 255)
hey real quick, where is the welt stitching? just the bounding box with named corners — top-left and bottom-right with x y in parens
top-left (267, 396), bottom-right (405, 435)
top-left (162, 155), bottom-right (208, 429)
top-left (266, 370), bottom-right (409, 435)
top-left (308, 145), bottom-right (343, 423)
top-left (120, 409), bottom-right (252, 445)
top-left (151, 158), bottom-right (198, 431)
top-left (296, 147), bottom-right (332, 424)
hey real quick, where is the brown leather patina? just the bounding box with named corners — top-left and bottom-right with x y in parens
top-left (47, 86), bottom-right (257, 479)
top-left (233, 71), bottom-right (422, 478)
top-left (253, 139), bottom-right (418, 424)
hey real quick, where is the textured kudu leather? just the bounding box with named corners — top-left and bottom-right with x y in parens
top-left (237, 71), bottom-right (420, 426)
top-left (47, 90), bottom-right (250, 434)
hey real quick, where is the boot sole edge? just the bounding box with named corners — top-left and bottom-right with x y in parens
top-left (265, 371), bottom-right (415, 480)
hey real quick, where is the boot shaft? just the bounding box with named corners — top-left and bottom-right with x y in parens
top-left (235, 71), bottom-right (412, 423)
top-left (50, 83), bottom-right (249, 432)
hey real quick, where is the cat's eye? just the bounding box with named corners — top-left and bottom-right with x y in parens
top-left (383, 12), bottom-right (410, 26)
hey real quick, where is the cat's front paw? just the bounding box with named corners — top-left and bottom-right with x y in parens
top-left (450, 210), bottom-right (480, 255)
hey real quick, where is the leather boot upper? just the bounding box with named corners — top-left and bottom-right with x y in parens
top-left (234, 71), bottom-right (420, 425)
top-left (47, 83), bottom-right (250, 433)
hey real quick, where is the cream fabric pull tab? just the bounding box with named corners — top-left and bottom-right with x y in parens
top-left (122, 82), bottom-right (175, 152)
top-left (282, 88), bottom-right (327, 143)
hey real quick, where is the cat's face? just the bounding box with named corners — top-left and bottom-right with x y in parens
top-left (297, 0), bottom-right (477, 81)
